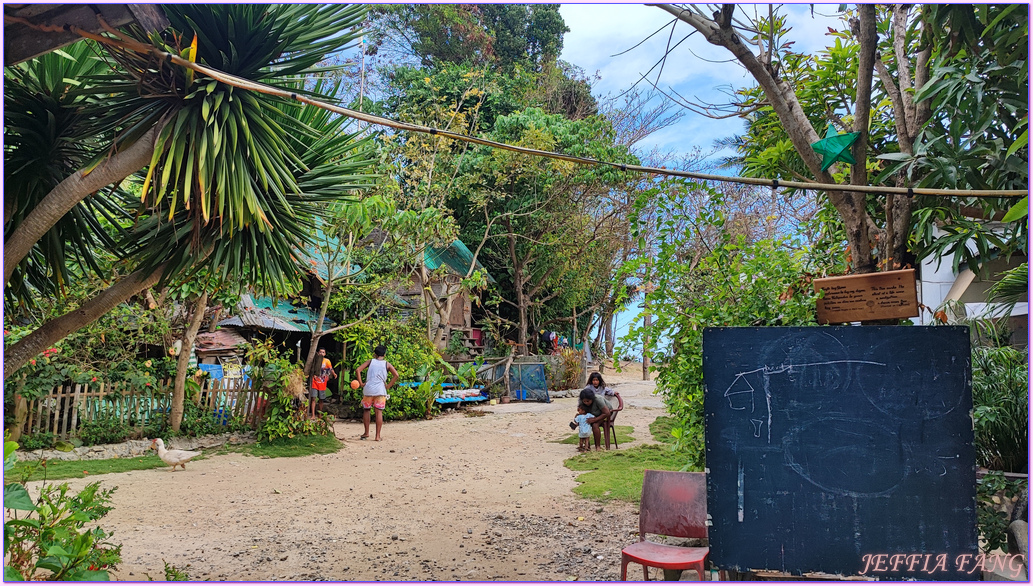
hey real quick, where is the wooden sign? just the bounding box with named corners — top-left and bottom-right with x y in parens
top-left (814, 269), bottom-right (918, 324)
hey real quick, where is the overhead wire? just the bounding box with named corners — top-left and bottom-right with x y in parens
top-left (8, 13), bottom-right (1027, 200)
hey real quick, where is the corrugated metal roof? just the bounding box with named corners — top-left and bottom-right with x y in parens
top-left (425, 239), bottom-right (495, 283)
top-left (217, 294), bottom-right (336, 332)
top-left (195, 329), bottom-right (248, 353)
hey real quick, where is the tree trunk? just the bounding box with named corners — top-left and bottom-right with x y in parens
top-left (505, 220), bottom-right (530, 355)
top-left (604, 310), bottom-right (616, 357)
top-left (4, 262), bottom-right (169, 380)
top-left (207, 306), bottom-right (223, 333)
top-left (171, 291), bottom-right (208, 433)
top-left (4, 125), bottom-right (162, 287)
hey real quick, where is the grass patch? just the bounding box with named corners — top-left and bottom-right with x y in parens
top-left (649, 416), bottom-right (678, 444)
top-left (10, 434), bottom-right (342, 481)
top-left (565, 443), bottom-right (689, 503)
top-left (216, 433), bottom-right (341, 458)
top-left (9, 455), bottom-right (172, 482)
top-left (562, 414), bottom-right (697, 503)
top-left (554, 425), bottom-right (635, 445)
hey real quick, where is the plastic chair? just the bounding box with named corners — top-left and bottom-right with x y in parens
top-left (604, 392), bottom-right (624, 449)
top-left (621, 470), bottom-right (710, 581)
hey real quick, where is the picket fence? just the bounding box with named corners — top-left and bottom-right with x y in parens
top-left (19, 378), bottom-right (263, 440)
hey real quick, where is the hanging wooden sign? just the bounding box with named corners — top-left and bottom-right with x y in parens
top-left (814, 269), bottom-right (919, 324)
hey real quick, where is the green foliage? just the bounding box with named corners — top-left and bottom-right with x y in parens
top-left (558, 348), bottom-right (583, 390)
top-left (367, 5), bottom-right (568, 71)
top-left (971, 346), bottom-right (1029, 473)
top-left (243, 340), bottom-right (332, 442)
top-left (160, 561), bottom-right (191, 581)
top-left (338, 319), bottom-right (444, 421)
top-left (445, 330), bottom-right (468, 357)
top-left (77, 414), bottom-right (130, 447)
top-left (171, 400), bottom-right (221, 438)
top-left (4, 282), bottom-right (173, 401)
top-left (4, 441), bottom-right (122, 580)
top-left (976, 471), bottom-right (1027, 554)
top-left (621, 185), bottom-right (821, 469)
top-left (338, 319), bottom-right (441, 384)
top-left (3, 41), bottom-right (132, 311)
top-left (17, 432), bottom-right (55, 452)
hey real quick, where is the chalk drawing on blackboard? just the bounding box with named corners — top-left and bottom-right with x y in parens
top-left (749, 419), bottom-right (763, 437)
top-left (782, 416), bottom-right (909, 497)
top-left (723, 360), bottom-right (886, 443)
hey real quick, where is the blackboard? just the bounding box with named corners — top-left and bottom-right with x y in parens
top-left (702, 326), bottom-right (977, 580)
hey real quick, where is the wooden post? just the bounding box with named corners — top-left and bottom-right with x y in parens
top-left (69, 384), bottom-right (82, 438)
top-left (10, 393), bottom-right (28, 442)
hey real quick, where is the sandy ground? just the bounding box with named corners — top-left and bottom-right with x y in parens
top-left (31, 364), bottom-right (670, 581)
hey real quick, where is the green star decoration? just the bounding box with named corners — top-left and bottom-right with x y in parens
top-left (810, 124), bottom-right (861, 172)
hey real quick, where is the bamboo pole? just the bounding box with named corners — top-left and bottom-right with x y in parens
top-left (5, 13), bottom-right (1024, 200)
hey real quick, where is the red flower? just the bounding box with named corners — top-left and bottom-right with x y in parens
top-left (30, 359), bottom-right (35, 366)
top-left (145, 382), bottom-right (151, 386)
top-left (91, 377), bottom-right (98, 382)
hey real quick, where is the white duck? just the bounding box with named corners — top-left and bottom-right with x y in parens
top-left (150, 438), bottom-right (202, 471)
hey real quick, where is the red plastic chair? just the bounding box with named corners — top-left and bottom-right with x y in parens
top-left (621, 470), bottom-right (710, 581)
top-left (603, 392), bottom-right (624, 449)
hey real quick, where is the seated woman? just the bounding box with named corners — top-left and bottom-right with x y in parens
top-left (579, 387), bottom-right (612, 450)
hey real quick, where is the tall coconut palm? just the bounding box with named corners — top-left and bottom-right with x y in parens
top-left (4, 4), bottom-right (374, 380)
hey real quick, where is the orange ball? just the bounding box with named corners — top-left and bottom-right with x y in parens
top-left (350, 380), bottom-right (360, 390)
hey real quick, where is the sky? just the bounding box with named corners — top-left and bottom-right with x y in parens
top-left (559, 3), bottom-right (845, 158)
top-left (554, 4), bottom-right (846, 352)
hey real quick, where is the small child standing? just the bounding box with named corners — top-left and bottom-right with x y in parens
top-left (573, 404), bottom-right (592, 453)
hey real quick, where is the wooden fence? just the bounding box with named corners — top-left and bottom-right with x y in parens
top-left (18, 378), bottom-right (263, 440)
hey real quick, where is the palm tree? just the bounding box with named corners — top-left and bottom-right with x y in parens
top-left (4, 41), bottom-right (133, 311)
top-left (4, 4), bottom-right (374, 380)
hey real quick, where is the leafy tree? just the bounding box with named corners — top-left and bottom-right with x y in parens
top-left (452, 108), bottom-right (637, 350)
top-left (620, 182), bottom-right (823, 466)
top-left (3, 41), bottom-right (132, 313)
top-left (663, 4), bottom-right (1026, 277)
top-left (366, 4), bottom-right (568, 71)
top-left (302, 194), bottom-right (455, 375)
top-left (3, 5), bottom-right (374, 380)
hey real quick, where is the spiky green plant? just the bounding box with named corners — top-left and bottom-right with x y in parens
top-left (971, 345), bottom-right (1029, 473)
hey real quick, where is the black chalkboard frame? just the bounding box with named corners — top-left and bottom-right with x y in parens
top-left (702, 326), bottom-right (977, 580)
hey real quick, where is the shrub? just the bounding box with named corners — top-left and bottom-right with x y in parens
top-left (4, 439), bottom-right (123, 580)
top-left (336, 318), bottom-right (443, 420)
top-left (18, 432), bottom-right (55, 451)
top-left (971, 345), bottom-right (1028, 473)
top-left (245, 339), bottom-right (331, 441)
top-left (977, 471), bottom-right (1028, 554)
top-left (559, 348), bottom-right (583, 390)
top-left (77, 414), bottom-right (130, 446)
top-left (173, 400), bottom-right (220, 438)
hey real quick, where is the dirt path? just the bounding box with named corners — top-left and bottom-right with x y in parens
top-left (33, 367), bottom-right (669, 581)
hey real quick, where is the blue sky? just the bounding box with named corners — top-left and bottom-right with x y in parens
top-left (559, 4), bottom-right (845, 158)
top-left (554, 4), bottom-right (846, 352)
